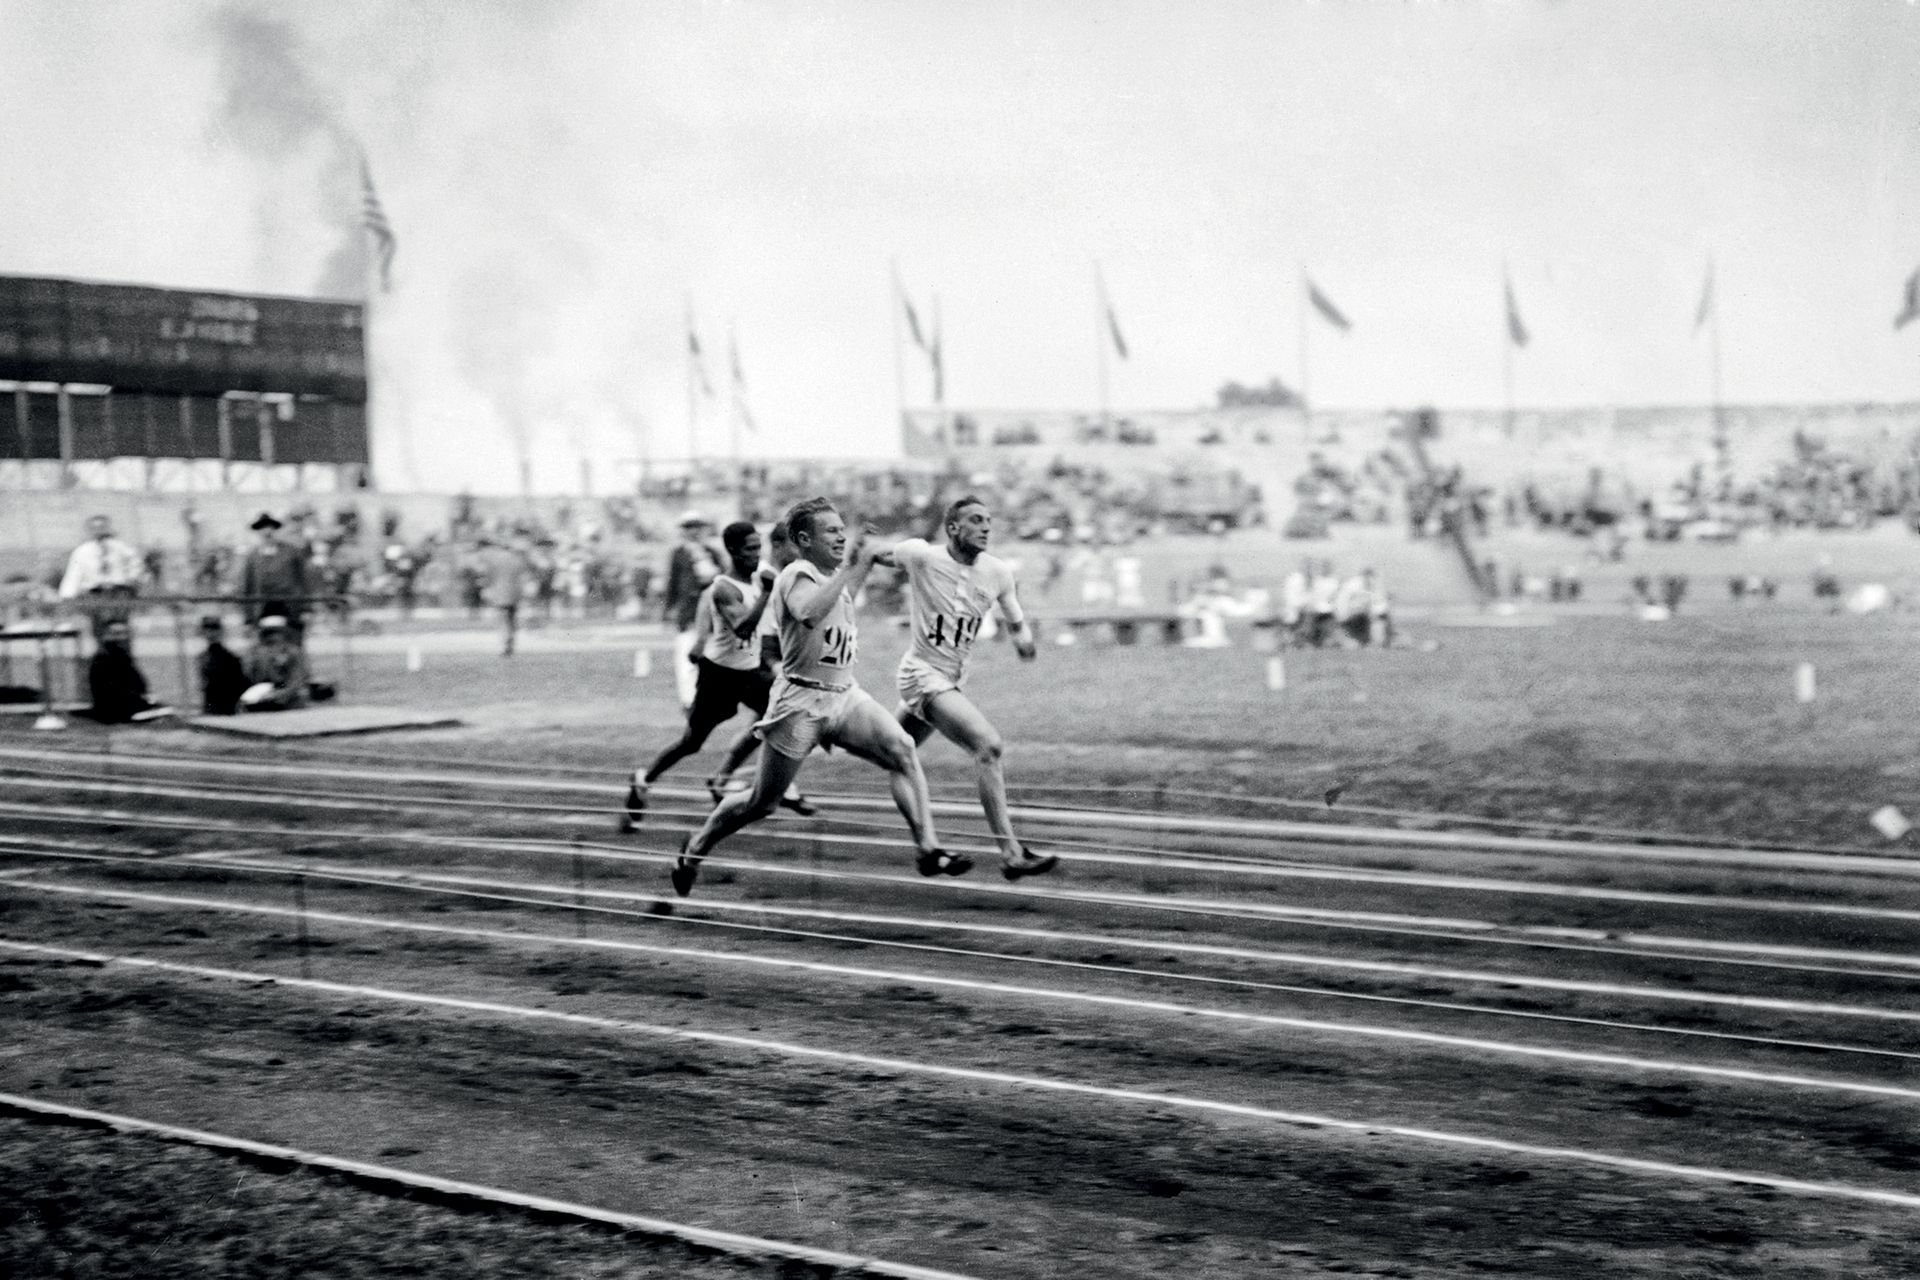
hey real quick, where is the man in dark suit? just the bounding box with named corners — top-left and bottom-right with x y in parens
top-left (239, 512), bottom-right (311, 637)
top-left (197, 616), bottom-right (249, 715)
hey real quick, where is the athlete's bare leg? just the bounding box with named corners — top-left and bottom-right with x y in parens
top-left (832, 698), bottom-right (941, 856)
top-left (684, 745), bottom-right (806, 862)
top-left (707, 723), bottom-right (815, 812)
top-left (919, 690), bottom-right (1023, 860)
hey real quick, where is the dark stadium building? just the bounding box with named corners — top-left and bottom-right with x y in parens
top-left (0, 274), bottom-right (369, 490)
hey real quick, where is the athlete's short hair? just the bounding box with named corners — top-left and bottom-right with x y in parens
top-left (785, 497), bottom-right (838, 544)
top-left (721, 520), bottom-right (759, 554)
top-left (767, 519), bottom-right (791, 546)
top-left (943, 494), bottom-right (988, 527)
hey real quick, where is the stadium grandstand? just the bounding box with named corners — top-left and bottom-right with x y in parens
top-left (0, 273), bottom-right (370, 495)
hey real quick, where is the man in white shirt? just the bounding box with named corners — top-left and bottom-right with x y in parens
top-left (876, 496), bottom-right (1057, 881)
top-left (59, 515), bottom-right (144, 640)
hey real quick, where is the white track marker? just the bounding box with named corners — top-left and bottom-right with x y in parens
top-left (0, 1093), bottom-right (982, 1280)
top-left (7, 939), bottom-right (1920, 1211)
top-left (633, 649), bottom-right (652, 679)
top-left (1871, 806), bottom-right (1912, 842)
top-left (4, 906), bottom-right (1917, 1100)
top-left (1266, 656), bottom-right (1285, 691)
top-left (1795, 662), bottom-right (1816, 703)
top-left (405, 645), bottom-right (423, 673)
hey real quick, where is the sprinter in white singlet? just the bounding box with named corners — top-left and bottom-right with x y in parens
top-left (671, 498), bottom-right (963, 897)
top-left (878, 495), bottom-right (1057, 881)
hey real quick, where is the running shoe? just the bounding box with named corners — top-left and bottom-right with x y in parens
top-left (1001, 846), bottom-right (1059, 881)
top-left (622, 774), bottom-right (647, 831)
top-left (670, 835), bottom-right (701, 898)
top-left (778, 789), bottom-right (818, 816)
top-left (916, 847), bottom-right (973, 878)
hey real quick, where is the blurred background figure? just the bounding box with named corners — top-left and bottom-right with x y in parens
top-left (58, 514), bottom-right (143, 642)
top-left (476, 533), bottom-right (531, 657)
top-left (240, 513), bottom-right (311, 640)
top-left (197, 615), bottom-right (248, 716)
top-left (81, 621), bottom-right (172, 723)
top-left (239, 615), bottom-right (311, 711)
top-left (663, 511), bottom-right (720, 707)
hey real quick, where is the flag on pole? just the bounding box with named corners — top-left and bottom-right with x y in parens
top-left (930, 305), bottom-right (945, 403)
top-left (359, 155), bottom-right (396, 293)
top-left (1896, 266), bottom-right (1920, 330)
top-left (1305, 279), bottom-right (1352, 332)
top-left (1503, 274), bottom-right (1530, 348)
top-left (894, 266), bottom-right (929, 351)
top-left (729, 332), bottom-right (754, 432)
top-left (688, 321), bottom-right (714, 398)
top-left (1099, 276), bottom-right (1129, 360)
top-left (1694, 259), bottom-right (1716, 333)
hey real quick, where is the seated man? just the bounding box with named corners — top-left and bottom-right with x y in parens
top-left (198, 616), bottom-right (249, 716)
top-left (83, 622), bottom-right (173, 724)
top-left (240, 615), bottom-right (311, 712)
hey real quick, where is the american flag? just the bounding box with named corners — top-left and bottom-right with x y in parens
top-left (360, 156), bottom-right (397, 293)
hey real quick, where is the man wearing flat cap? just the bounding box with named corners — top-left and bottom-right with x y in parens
top-left (663, 511), bottom-right (721, 708)
top-left (239, 512), bottom-right (311, 636)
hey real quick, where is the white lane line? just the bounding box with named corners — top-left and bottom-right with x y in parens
top-left (6, 938), bottom-right (1920, 1211)
top-left (11, 771), bottom-right (1920, 932)
top-left (5, 890), bottom-right (1917, 1101)
top-left (9, 745), bottom-right (1919, 875)
top-left (213, 861), bottom-right (1920, 1024)
top-left (20, 857), bottom-right (1920, 1065)
top-left (26, 872), bottom-right (1920, 1063)
top-left (0, 1091), bottom-right (979, 1280)
top-left (9, 803), bottom-right (1920, 982)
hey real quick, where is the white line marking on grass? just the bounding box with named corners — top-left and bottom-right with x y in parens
top-left (5, 938), bottom-right (1920, 1211)
top-left (0, 1091), bottom-right (982, 1280)
top-left (6, 890), bottom-right (1919, 1100)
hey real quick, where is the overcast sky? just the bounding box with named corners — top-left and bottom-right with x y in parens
top-left (2, 0), bottom-right (1918, 491)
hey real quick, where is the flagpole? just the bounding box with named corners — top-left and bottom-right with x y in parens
top-left (1501, 264), bottom-right (1515, 439)
top-left (1708, 256), bottom-right (1726, 469)
top-left (684, 295), bottom-right (699, 482)
top-left (728, 329), bottom-right (742, 487)
top-left (932, 293), bottom-right (944, 418)
top-left (889, 259), bottom-right (907, 441)
top-left (1095, 263), bottom-right (1110, 431)
top-left (1298, 263), bottom-right (1311, 440)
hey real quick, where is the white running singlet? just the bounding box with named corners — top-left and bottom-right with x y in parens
top-left (769, 560), bottom-right (858, 687)
top-left (697, 574), bottom-right (763, 670)
top-left (892, 537), bottom-right (1017, 684)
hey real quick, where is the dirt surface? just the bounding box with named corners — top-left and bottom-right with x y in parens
top-left (4, 600), bottom-right (1920, 1278)
top-left (0, 1116), bottom-right (851, 1279)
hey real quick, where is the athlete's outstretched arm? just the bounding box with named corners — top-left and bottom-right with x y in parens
top-left (725, 565), bottom-right (779, 639)
top-left (996, 580), bottom-right (1037, 660)
top-left (788, 528), bottom-right (877, 629)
